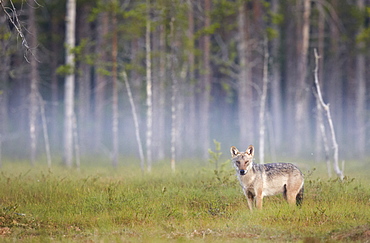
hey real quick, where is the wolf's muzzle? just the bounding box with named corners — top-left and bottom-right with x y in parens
top-left (239, 170), bottom-right (246, 175)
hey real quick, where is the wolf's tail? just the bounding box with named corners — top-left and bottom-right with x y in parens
top-left (296, 185), bottom-right (304, 206)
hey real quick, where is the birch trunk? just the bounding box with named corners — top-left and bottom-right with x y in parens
top-left (315, 2), bottom-right (325, 162)
top-left (64, 0), bottom-right (76, 168)
top-left (157, 23), bottom-right (166, 161)
top-left (314, 49), bottom-right (343, 180)
top-left (112, 6), bottom-right (119, 167)
top-left (170, 17), bottom-right (177, 172)
top-left (146, 0), bottom-right (153, 171)
top-left (259, 38), bottom-right (269, 164)
top-left (123, 71), bottom-right (145, 174)
top-left (50, 13), bottom-right (59, 149)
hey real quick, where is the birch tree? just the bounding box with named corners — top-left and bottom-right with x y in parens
top-left (64, 0), bottom-right (76, 167)
top-left (170, 17), bottom-right (177, 172)
top-left (146, 0), bottom-right (153, 171)
top-left (111, 1), bottom-right (119, 167)
top-left (259, 38), bottom-right (269, 164)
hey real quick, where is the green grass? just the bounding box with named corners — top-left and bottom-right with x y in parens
top-left (0, 159), bottom-right (369, 242)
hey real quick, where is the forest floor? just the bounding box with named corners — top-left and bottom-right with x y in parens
top-left (0, 157), bottom-right (369, 242)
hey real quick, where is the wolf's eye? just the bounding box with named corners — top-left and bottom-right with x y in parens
top-left (236, 161), bottom-right (240, 165)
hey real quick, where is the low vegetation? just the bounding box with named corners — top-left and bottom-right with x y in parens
top-left (0, 157), bottom-right (369, 242)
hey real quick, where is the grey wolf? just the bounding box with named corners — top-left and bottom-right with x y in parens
top-left (230, 145), bottom-right (304, 211)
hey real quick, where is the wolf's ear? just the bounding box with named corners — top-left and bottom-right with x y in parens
top-left (230, 146), bottom-right (239, 157)
top-left (246, 145), bottom-right (254, 156)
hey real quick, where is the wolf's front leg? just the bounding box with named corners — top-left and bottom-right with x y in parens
top-left (246, 191), bottom-right (254, 211)
top-left (255, 190), bottom-right (263, 209)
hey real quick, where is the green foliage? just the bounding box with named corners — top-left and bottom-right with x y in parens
top-left (56, 64), bottom-right (74, 76)
top-left (207, 140), bottom-right (234, 185)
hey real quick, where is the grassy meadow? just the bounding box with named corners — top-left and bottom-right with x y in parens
top-left (0, 156), bottom-right (369, 242)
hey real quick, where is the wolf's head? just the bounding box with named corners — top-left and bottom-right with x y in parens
top-left (230, 145), bottom-right (254, 176)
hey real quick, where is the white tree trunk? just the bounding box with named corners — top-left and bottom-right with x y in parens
top-left (146, 0), bottom-right (153, 172)
top-left (170, 17), bottom-right (177, 172)
top-left (64, 0), bottom-right (76, 168)
top-left (259, 38), bottom-right (269, 164)
top-left (123, 71), bottom-right (145, 174)
top-left (38, 94), bottom-right (52, 168)
top-left (112, 7), bottom-right (119, 167)
top-left (314, 49), bottom-right (343, 180)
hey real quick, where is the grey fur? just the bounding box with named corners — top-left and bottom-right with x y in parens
top-left (231, 145), bottom-right (304, 211)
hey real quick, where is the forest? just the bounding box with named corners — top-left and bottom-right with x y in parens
top-left (0, 0), bottom-right (369, 170)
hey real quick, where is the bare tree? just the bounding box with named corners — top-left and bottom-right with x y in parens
top-left (64, 0), bottom-right (76, 168)
top-left (314, 49), bottom-right (344, 180)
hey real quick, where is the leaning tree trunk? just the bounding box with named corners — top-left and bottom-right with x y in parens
top-left (123, 71), bottom-right (145, 174)
top-left (64, 0), bottom-right (76, 168)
